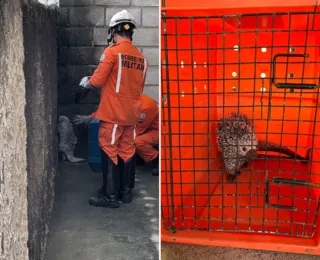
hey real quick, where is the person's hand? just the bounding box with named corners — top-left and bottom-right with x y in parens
top-left (79, 76), bottom-right (92, 89)
top-left (72, 115), bottom-right (93, 127)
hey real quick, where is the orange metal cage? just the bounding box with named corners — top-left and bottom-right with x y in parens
top-left (161, 0), bottom-right (320, 255)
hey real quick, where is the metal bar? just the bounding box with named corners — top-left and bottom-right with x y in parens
top-left (249, 13), bottom-right (259, 231)
top-left (290, 12), bottom-right (310, 235)
top-left (312, 0), bottom-right (319, 29)
top-left (262, 13), bottom-right (275, 233)
top-left (276, 12), bottom-right (292, 234)
top-left (162, 61), bottom-right (319, 66)
top-left (164, 45), bottom-right (320, 52)
top-left (272, 178), bottom-right (320, 188)
top-left (161, 77), bottom-right (319, 82)
top-left (174, 17), bottom-right (185, 230)
top-left (305, 12), bottom-right (320, 236)
top-left (160, 14), bottom-right (170, 231)
top-left (162, 167), bottom-right (320, 174)
top-left (190, 17), bottom-right (197, 229)
top-left (307, 75), bottom-right (320, 236)
top-left (275, 83), bottom-right (317, 89)
top-left (162, 11), bottom-right (176, 232)
top-left (163, 11), bottom-right (320, 20)
top-left (206, 16), bottom-right (211, 231)
top-left (162, 29), bottom-right (320, 36)
top-left (221, 16), bottom-right (226, 231)
top-left (162, 109), bottom-right (320, 114)
top-left (235, 15), bottom-right (241, 231)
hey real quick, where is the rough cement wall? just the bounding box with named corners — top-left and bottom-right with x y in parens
top-left (0, 1), bottom-right (29, 260)
top-left (21, 1), bottom-right (58, 260)
top-left (58, 0), bottom-right (159, 155)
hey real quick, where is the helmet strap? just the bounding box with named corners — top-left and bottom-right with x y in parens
top-left (107, 28), bottom-right (114, 46)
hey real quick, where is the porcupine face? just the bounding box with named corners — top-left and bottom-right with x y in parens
top-left (237, 133), bottom-right (258, 157)
top-left (59, 115), bottom-right (69, 125)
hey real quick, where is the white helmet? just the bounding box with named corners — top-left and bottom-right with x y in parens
top-left (107, 10), bottom-right (137, 46)
top-left (109, 10), bottom-right (137, 29)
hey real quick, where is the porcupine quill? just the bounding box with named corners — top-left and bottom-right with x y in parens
top-left (216, 111), bottom-right (311, 182)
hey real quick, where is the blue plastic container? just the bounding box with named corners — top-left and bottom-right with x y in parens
top-left (88, 118), bottom-right (102, 173)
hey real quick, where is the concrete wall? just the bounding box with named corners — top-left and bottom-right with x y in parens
top-left (21, 2), bottom-right (58, 260)
top-left (0, 1), bottom-right (58, 260)
top-left (0, 1), bottom-right (29, 260)
top-left (57, 0), bottom-right (159, 109)
top-left (58, 0), bottom-right (159, 155)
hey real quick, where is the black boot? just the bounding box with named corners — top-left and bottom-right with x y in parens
top-left (119, 155), bottom-right (136, 190)
top-left (119, 156), bottom-right (135, 203)
top-left (151, 154), bottom-right (159, 176)
top-left (89, 149), bottom-right (120, 208)
top-left (94, 186), bottom-right (104, 197)
top-left (94, 156), bottom-right (123, 200)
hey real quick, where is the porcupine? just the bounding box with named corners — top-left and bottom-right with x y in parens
top-left (216, 111), bottom-right (311, 181)
top-left (58, 115), bottom-right (86, 163)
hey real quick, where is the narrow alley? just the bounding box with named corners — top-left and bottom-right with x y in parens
top-left (46, 162), bottom-right (159, 260)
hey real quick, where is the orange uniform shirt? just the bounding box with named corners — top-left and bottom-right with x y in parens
top-left (136, 93), bottom-right (159, 136)
top-left (89, 39), bottom-right (148, 126)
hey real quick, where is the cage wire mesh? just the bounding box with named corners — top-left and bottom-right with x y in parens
top-left (161, 8), bottom-right (320, 238)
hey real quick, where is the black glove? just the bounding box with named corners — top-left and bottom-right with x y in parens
top-left (75, 76), bottom-right (92, 104)
top-left (74, 87), bottom-right (90, 104)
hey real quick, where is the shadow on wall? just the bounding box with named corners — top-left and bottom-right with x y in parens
top-left (21, 1), bottom-right (58, 260)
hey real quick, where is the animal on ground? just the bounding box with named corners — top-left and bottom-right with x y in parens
top-left (216, 111), bottom-right (310, 181)
top-left (58, 115), bottom-right (86, 163)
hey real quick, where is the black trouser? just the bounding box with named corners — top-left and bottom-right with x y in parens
top-left (100, 148), bottom-right (135, 196)
top-left (100, 148), bottom-right (120, 196)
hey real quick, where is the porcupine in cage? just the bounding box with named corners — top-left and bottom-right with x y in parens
top-left (216, 111), bottom-right (311, 181)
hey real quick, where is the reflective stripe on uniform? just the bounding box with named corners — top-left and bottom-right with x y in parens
top-left (116, 53), bottom-right (122, 93)
top-left (111, 124), bottom-right (118, 145)
top-left (141, 58), bottom-right (147, 94)
top-left (133, 126), bottom-right (136, 140)
top-left (143, 58), bottom-right (147, 79)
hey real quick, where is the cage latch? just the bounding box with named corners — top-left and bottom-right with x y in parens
top-left (272, 53), bottom-right (318, 91)
top-left (265, 177), bottom-right (320, 210)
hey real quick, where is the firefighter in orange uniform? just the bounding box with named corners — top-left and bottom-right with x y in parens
top-left (135, 93), bottom-right (159, 176)
top-left (74, 10), bottom-right (148, 208)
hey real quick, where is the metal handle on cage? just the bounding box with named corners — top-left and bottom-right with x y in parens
top-left (272, 53), bottom-right (318, 90)
top-left (265, 177), bottom-right (320, 210)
